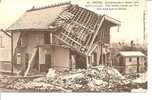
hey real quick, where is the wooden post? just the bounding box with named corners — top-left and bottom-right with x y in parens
top-left (24, 48), bottom-right (38, 77)
top-left (101, 44), bottom-right (103, 65)
top-left (38, 47), bottom-right (41, 72)
top-left (97, 45), bottom-right (101, 65)
top-left (86, 56), bottom-right (89, 68)
top-left (71, 55), bottom-right (76, 70)
top-left (50, 33), bottom-right (52, 44)
top-left (11, 32), bottom-right (13, 73)
top-left (86, 16), bottom-right (105, 55)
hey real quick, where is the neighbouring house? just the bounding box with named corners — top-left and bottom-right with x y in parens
top-left (6, 2), bottom-right (120, 76)
top-left (0, 30), bottom-right (11, 72)
top-left (115, 51), bottom-right (146, 74)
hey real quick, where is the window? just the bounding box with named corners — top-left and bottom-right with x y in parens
top-left (129, 57), bottom-right (132, 62)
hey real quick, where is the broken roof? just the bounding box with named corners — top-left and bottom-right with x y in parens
top-left (119, 51), bottom-right (145, 57)
top-left (7, 2), bottom-right (120, 31)
top-left (7, 2), bottom-right (120, 55)
top-left (48, 4), bottom-right (120, 55)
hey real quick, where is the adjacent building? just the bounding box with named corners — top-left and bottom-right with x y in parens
top-left (0, 30), bottom-right (11, 72)
top-left (115, 51), bottom-right (146, 74)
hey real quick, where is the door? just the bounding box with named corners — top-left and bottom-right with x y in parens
top-left (44, 54), bottom-right (51, 72)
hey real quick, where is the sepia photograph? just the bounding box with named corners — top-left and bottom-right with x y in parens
top-left (0, 0), bottom-right (147, 92)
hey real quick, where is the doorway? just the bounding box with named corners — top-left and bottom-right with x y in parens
top-left (44, 54), bottom-right (51, 72)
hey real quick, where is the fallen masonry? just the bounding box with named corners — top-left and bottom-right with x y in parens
top-left (0, 66), bottom-right (147, 92)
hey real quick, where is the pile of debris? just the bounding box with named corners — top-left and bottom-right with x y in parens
top-left (56, 66), bottom-right (129, 92)
top-left (4, 66), bottom-right (130, 92)
top-left (2, 66), bottom-right (147, 92)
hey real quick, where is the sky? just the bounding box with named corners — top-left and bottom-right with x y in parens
top-left (0, 0), bottom-right (146, 43)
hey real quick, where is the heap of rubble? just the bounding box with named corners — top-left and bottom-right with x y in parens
top-left (2, 66), bottom-right (136, 92)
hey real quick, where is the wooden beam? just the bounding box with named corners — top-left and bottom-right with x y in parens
top-left (87, 44), bottom-right (98, 56)
top-left (38, 47), bottom-right (41, 72)
top-left (79, 9), bottom-right (87, 24)
top-left (86, 56), bottom-right (90, 68)
top-left (11, 32), bottom-right (13, 73)
top-left (100, 44), bottom-right (103, 65)
top-left (8, 29), bottom-right (56, 32)
top-left (69, 5), bottom-right (78, 17)
top-left (82, 10), bottom-right (90, 25)
top-left (76, 8), bottom-right (85, 22)
top-left (1, 29), bottom-right (12, 38)
top-left (67, 5), bottom-right (75, 13)
top-left (24, 48), bottom-right (38, 77)
top-left (93, 16), bottom-right (100, 30)
top-left (85, 12), bottom-right (93, 26)
top-left (86, 16), bottom-right (105, 55)
top-left (88, 13), bottom-right (96, 30)
top-left (84, 33), bottom-right (93, 47)
top-left (79, 29), bottom-right (86, 42)
top-left (77, 27), bottom-right (84, 40)
top-left (61, 31), bottom-right (82, 46)
top-left (81, 31), bottom-right (88, 43)
top-left (59, 7), bottom-right (79, 37)
top-left (90, 15), bottom-right (97, 29)
top-left (97, 45), bottom-right (101, 65)
top-left (73, 7), bottom-right (81, 21)
top-left (72, 21), bottom-right (94, 32)
top-left (54, 35), bottom-right (86, 56)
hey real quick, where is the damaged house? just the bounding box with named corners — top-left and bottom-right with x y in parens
top-left (6, 2), bottom-right (120, 76)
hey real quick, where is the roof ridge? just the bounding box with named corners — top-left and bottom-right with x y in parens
top-left (27, 1), bottom-right (71, 12)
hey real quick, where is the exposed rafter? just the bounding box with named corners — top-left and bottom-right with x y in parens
top-left (1, 29), bottom-right (12, 38)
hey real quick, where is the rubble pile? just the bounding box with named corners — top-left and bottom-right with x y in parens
top-left (1, 66), bottom-right (146, 92)
top-left (7, 79), bottom-right (28, 90)
top-left (53, 66), bottom-right (128, 92)
top-left (4, 77), bottom-right (68, 92)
